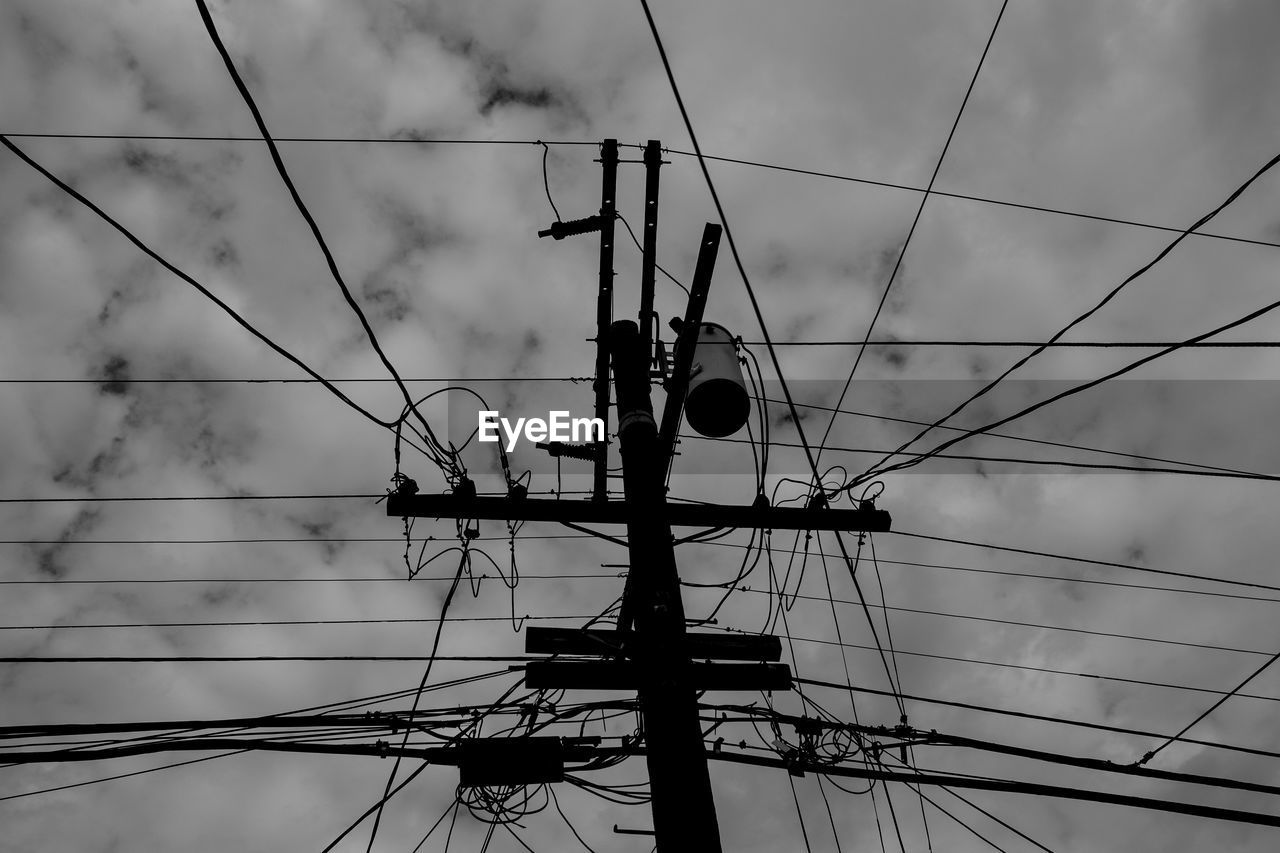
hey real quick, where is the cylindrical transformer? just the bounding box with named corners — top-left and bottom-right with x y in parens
top-left (684, 323), bottom-right (751, 438)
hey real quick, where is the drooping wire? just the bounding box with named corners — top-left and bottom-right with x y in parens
top-left (538, 141), bottom-right (563, 223)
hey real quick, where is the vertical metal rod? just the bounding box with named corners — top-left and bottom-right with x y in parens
top-left (609, 320), bottom-right (723, 853)
top-left (593, 139), bottom-right (619, 503)
top-left (638, 139), bottom-right (663, 352)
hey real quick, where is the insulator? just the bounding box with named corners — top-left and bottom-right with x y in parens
top-left (535, 441), bottom-right (602, 460)
top-left (537, 215), bottom-right (605, 240)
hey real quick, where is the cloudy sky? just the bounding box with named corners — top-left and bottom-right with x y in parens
top-left (4, 0), bottom-right (1280, 850)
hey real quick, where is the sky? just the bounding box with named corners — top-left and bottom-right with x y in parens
top-left (3, 0), bottom-right (1280, 850)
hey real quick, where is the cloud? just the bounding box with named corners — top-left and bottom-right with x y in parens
top-left (5, 0), bottom-right (1280, 850)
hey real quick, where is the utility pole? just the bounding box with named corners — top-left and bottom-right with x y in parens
top-left (390, 138), bottom-right (891, 852)
top-left (609, 316), bottom-right (723, 851)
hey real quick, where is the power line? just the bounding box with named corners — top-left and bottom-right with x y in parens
top-left (762, 587), bottom-right (1276, 657)
top-left (736, 706), bottom-right (1280, 798)
top-left (906, 786), bottom-right (1016, 853)
top-left (0, 135), bottom-right (392, 431)
top-left (752, 393), bottom-right (1270, 480)
top-left (688, 432), bottom-right (1280, 483)
top-left (0, 376), bottom-right (592, 384)
top-left (703, 750), bottom-right (1280, 829)
top-left (686, 535), bottom-right (1280, 605)
top-left (12, 131), bottom-right (1275, 252)
top-left (742, 339), bottom-right (1280, 348)
top-left (791, 677), bottom-right (1280, 762)
top-left (0, 491), bottom-right (603, 504)
top-left (1138, 648), bottom-right (1280, 767)
top-left (0, 654), bottom-right (561, 664)
top-left (661, 148), bottom-right (1280, 252)
top-left (855, 295), bottom-right (1280, 485)
top-left (720, 628), bottom-right (1280, 703)
top-left (0, 493), bottom-right (381, 503)
top-left (815, 0), bottom-right (1009, 470)
top-left (0, 571), bottom-right (621, 586)
top-left (695, 559), bottom-right (1277, 657)
top-left (0, 751), bottom-right (240, 803)
top-left (891, 530), bottom-right (1280, 595)
top-left (852, 144), bottom-right (1280, 487)
top-left (0, 614), bottom-right (606, 632)
top-left (0, 532), bottom-right (596, 546)
top-left (637, 0), bottom-right (824, 490)
top-left (0, 133), bottom-right (603, 145)
top-left (194, 0), bottom-right (457, 479)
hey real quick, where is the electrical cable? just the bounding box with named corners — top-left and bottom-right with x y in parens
top-left (659, 148), bottom-right (1280, 252)
top-left (793, 676), bottom-right (1280, 762)
top-left (194, 0), bottom-right (460, 481)
top-left (637, 0), bottom-right (827, 494)
top-left (687, 431), bottom-right (1280, 483)
top-left (890, 530), bottom-right (1280, 595)
top-left (11, 130), bottom-right (1278, 250)
top-left (727, 627), bottom-right (1280, 703)
top-left (789, 773), bottom-right (816, 853)
top-left (850, 146), bottom-right (1280, 489)
top-left (364, 549), bottom-right (485, 850)
top-left (1137, 646), bottom-right (1280, 767)
top-left (703, 749), bottom-right (1280, 828)
top-left (878, 762), bottom-right (910, 853)
top-left (752, 392), bottom-right (1273, 480)
top-left (814, 0), bottom-right (1009, 476)
top-left (0, 375), bottom-right (593, 385)
top-left (616, 211), bottom-right (690, 296)
top-left (0, 135), bottom-right (394, 433)
top-left (702, 580), bottom-right (1277, 658)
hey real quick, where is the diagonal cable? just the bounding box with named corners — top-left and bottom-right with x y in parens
top-left (193, 0), bottom-right (456, 472)
top-left (815, 0), bottom-right (1009, 469)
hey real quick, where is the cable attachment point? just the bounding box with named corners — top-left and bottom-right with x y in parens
top-left (538, 214), bottom-right (606, 240)
top-left (389, 473), bottom-right (418, 496)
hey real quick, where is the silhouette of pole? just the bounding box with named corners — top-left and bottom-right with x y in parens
top-left (609, 319), bottom-right (723, 852)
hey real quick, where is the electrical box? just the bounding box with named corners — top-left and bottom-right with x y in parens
top-left (684, 323), bottom-right (750, 438)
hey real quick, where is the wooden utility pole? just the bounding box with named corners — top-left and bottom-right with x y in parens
top-left (608, 317), bottom-right (724, 850)
top-left (391, 139), bottom-right (892, 852)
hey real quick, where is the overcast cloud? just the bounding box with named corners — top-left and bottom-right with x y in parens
top-left (3, 1), bottom-right (1280, 851)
